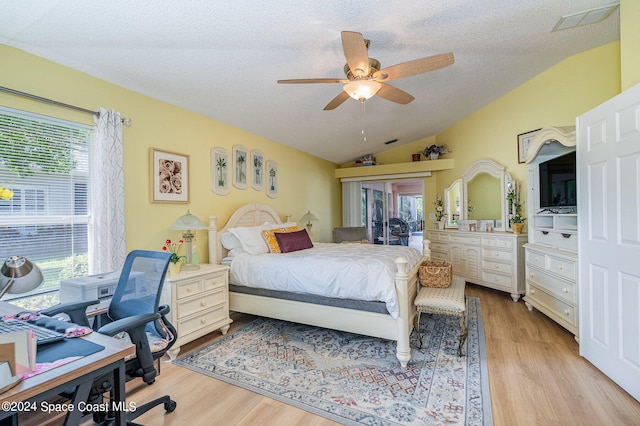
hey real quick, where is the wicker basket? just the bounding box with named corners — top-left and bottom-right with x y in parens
top-left (418, 260), bottom-right (452, 288)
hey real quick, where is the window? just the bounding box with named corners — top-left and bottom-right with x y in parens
top-left (0, 107), bottom-right (93, 308)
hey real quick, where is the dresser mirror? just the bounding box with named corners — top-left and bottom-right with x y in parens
top-left (444, 179), bottom-right (461, 228)
top-left (459, 158), bottom-right (513, 232)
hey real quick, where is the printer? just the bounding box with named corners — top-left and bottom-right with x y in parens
top-left (59, 270), bottom-right (121, 313)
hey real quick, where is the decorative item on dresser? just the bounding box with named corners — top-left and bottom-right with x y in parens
top-left (426, 228), bottom-right (527, 302)
top-left (522, 126), bottom-right (578, 338)
top-left (161, 264), bottom-right (232, 359)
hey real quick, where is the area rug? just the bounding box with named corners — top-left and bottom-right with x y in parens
top-left (175, 297), bottom-right (492, 425)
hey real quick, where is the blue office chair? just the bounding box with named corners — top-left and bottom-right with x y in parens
top-left (43, 250), bottom-right (177, 424)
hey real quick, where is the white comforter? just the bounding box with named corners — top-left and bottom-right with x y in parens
top-left (229, 243), bottom-right (423, 319)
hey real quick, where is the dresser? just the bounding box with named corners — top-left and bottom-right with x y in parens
top-left (426, 229), bottom-right (527, 302)
top-left (161, 264), bottom-right (232, 359)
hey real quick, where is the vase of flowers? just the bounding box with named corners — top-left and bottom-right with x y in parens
top-left (423, 144), bottom-right (450, 160)
top-left (162, 239), bottom-right (185, 275)
top-left (433, 195), bottom-right (446, 229)
top-left (506, 181), bottom-right (526, 234)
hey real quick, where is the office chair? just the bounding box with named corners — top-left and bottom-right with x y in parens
top-left (43, 249), bottom-right (177, 425)
top-left (389, 218), bottom-right (410, 246)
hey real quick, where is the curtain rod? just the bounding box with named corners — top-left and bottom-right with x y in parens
top-left (0, 85), bottom-right (131, 126)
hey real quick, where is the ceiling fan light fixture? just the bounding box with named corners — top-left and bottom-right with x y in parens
top-left (343, 80), bottom-right (382, 101)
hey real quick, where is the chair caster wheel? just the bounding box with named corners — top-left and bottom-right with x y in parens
top-left (164, 400), bottom-right (177, 413)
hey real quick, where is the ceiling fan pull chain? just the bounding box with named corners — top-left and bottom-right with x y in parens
top-left (361, 99), bottom-right (367, 142)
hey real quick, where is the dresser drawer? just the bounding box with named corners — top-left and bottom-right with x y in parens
top-left (547, 256), bottom-right (576, 281)
top-left (482, 270), bottom-right (513, 289)
top-left (525, 249), bottom-right (546, 269)
top-left (482, 260), bottom-right (513, 275)
top-left (426, 231), bottom-right (449, 242)
top-left (430, 242), bottom-right (449, 253)
top-left (450, 235), bottom-right (480, 245)
top-left (482, 248), bottom-right (513, 262)
top-left (178, 304), bottom-right (228, 337)
top-left (482, 237), bottom-right (513, 249)
top-left (526, 266), bottom-right (575, 304)
top-left (527, 284), bottom-right (577, 326)
top-left (176, 288), bottom-right (225, 318)
top-left (431, 251), bottom-right (450, 261)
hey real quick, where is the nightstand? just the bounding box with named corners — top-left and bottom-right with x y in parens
top-left (161, 264), bottom-right (232, 360)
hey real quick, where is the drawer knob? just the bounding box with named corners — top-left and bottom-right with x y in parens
top-left (495, 265), bottom-right (499, 269)
top-left (201, 318), bottom-right (207, 324)
top-left (558, 265), bottom-right (563, 270)
top-left (529, 273), bottom-right (534, 277)
top-left (201, 301), bottom-right (207, 306)
top-left (564, 309), bottom-right (570, 315)
top-left (563, 287), bottom-right (568, 293)
top-left (531, 289), bottom-right (536, 294)
top-left (187, 286), bottom-right (193, 292)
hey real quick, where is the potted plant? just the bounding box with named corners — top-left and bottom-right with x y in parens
top-left (162, 239), bottom-right (185, 274)
top-left (423, 144), bottom-right (450, 160)
top-left (506, 181), bottom-right (526, 234)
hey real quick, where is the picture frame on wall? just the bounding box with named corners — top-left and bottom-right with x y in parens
top-left (251, 150), bottom-right (264, 191)
top-left (517, 128), bottom-right (542, 163)
top-left (150, 148), bottom-right (189, 203)
top-left (211, 147), bottom-right (230, 195)
top-left (266, 160), bottom-right (278, 198)
top-left (232, 144), bottom-right (248, 189)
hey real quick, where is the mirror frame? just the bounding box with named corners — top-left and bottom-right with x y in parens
top-left (460, 158), bottom-right (513, 232)
top-left (444, 179), bottom-right (462, 228)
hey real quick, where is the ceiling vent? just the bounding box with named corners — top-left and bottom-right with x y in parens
top-left (552, 2), bottom-right (619, 32)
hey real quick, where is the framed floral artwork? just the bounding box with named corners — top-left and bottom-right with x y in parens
top-left (266, 160), bottom-right (278, 198)
top-left (251, 150), bottom-right (264, 191)
top-left (232, 145), bottom-right (248, 189)
top-left (211, 147), bottom-right (230, 195)
top-left (150, 148), bottom-right (189, 203)
top-left (517, 128), bottom-right (541, 163)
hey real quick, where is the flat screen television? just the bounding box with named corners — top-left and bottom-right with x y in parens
top-left (539, 151), bottom-right (577, 209)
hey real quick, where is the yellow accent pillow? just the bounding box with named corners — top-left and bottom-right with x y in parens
top-left (261, 226), bottom-right (300, 253)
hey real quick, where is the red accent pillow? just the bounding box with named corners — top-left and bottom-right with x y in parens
top-left (275, 229), bottom-right (313, 253)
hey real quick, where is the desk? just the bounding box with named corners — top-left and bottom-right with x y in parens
top-left (0, 301), bottom-right (135, 425)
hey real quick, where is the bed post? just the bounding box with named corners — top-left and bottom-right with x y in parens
top-left (422, 239), bottom-right (432, 259)
top-left (208, 215), bottom-right (218, 264)
top-left (394, 256), bottom-right (411, 369)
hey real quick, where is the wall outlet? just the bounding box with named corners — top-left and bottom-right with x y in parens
top-left (428, 213), bottom-right (436, 220)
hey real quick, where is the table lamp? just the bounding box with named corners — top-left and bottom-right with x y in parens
top-left (299, 210), bottom-right (318, 233)
top-left (0, 255), bottom-right (44, 299)
top-left (169, 210), bottom-right (208, 271)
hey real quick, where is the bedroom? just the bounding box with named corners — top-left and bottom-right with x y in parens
top-left (1, 1), bottom-right (639, 425)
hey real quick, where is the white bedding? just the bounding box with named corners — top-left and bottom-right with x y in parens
top-left (229, 242), bottom-right (422, 319)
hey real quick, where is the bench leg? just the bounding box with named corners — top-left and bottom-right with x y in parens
top-left (458, 310), bottom-right (468, 356)
top-left (413, 311), bottom-right (423, 349)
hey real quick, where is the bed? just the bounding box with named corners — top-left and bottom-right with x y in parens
top-left (207, 203), bottom-right (432, 367)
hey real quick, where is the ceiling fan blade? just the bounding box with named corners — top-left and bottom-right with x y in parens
top-left (323, 91), bottom-right (351, 110)
top-left (376, 84), bottom-right (415, 105)
top-left (277, 78), bottom-right (347, 84)
top-left (373, 52), bottom-right (454, 82)
top-left (341, 31), bottom-right (370, 78)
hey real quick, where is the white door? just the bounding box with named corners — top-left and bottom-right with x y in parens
top-left (577, 82), bottom-right (640, 401)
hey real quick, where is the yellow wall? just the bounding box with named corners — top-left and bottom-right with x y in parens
top-left (0, 45), bottom-right (341, 262)
top-left (621, 0), bottom-right (640, 90)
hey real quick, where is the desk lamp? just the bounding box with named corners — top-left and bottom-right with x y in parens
top-left (0, 256), bottom-right (44, 299)
top-left (169, 210), bottom-right (208, 271)
top-left (299, 211), bottom-right (318, 233)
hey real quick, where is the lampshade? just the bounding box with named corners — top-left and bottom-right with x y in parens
top-left (343, 80), bottom-right (382, 101)
top-left (169, 210), bottom-right (208, 231)
top-left (299, 211), bottom-right (318, 223)
top-left (0, 256), bottom-right (44, 299)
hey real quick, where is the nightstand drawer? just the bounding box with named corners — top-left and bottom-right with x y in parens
top-left (204, 273), bottom-right (227, 291)
top-left (177, 288), bottom-right (225, 318)
top-left (176, 279), bottom-right (204, 299)
top-left (178, 305), bottom-right (228, 337)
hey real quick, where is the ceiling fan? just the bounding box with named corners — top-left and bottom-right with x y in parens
top-left (277, 31), bottom-right (454, 110)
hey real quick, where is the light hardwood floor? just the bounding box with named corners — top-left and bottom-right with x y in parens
top-left (20, 284), bottom-right (640, 425)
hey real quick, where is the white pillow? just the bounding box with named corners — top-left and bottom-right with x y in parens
top-left (220, 232), bottom-right (242, 250)
top-left (228, 225), bottom-right (269, 255)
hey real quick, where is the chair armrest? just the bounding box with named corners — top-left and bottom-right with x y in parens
top-left (40, 300), bottom-right (99, 327)
top-left (97, 312), bottom-right (161, 337)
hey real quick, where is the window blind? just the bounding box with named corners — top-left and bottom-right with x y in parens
top-left (0, 107), bottom-right (93, 304)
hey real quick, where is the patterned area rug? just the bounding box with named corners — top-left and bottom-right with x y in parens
top-left (175, 297), bottom-right (492, 425)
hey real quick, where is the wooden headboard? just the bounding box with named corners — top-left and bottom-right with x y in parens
top-left (208, 203), bottom-right (291, 264)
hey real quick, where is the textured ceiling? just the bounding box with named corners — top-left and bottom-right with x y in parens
top-left (0, 1), bottom-right (620, 164)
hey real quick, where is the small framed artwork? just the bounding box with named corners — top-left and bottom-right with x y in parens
top-left (251, 150), bottom-right (264, 191)
top-left (211, 147), bottom-right (230, 195)
top-left (232, 144), bottom-right (248, 189)
top-left (517, 128), bottom-right (542, 163)
top-left (266, 160), bottom-right (278, 199)
top-left (150, 148), bottom-right (189, 203)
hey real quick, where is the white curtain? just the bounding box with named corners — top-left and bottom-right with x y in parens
top-left (341, 181), bottom-right (362, 226)
top-left (90, 108), bottom-right (126, 273)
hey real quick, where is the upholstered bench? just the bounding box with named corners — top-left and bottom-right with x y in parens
top-left (413, 275), bottom-right (467, 356)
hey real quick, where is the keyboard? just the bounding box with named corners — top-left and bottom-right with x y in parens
top-left (0, 319), bottom-right (66, 345)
